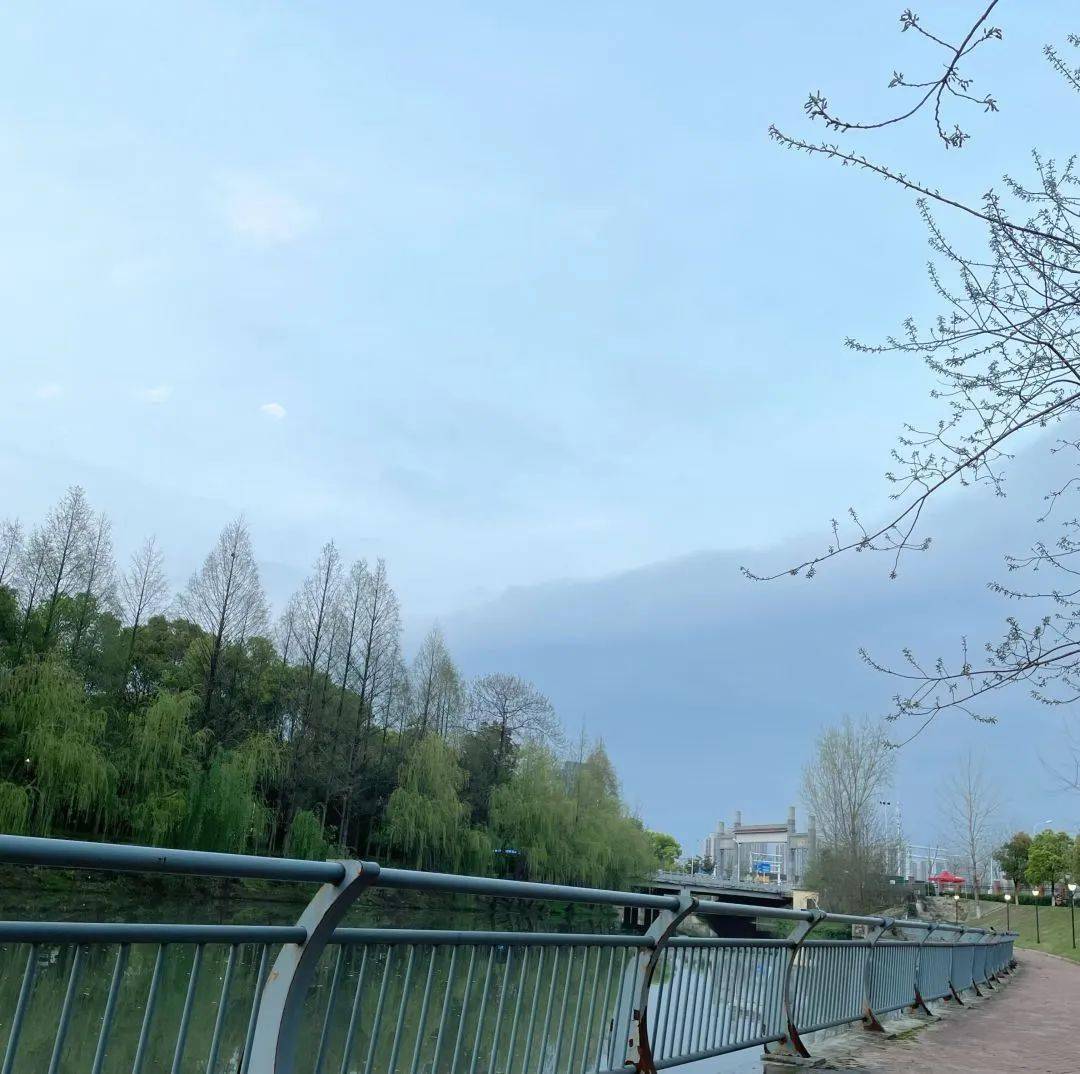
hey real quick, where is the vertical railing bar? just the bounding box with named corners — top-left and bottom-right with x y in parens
top-left (46, 943), bottom-right (84, 1074)
top-left (731, 946), bottom-right (749, 1046)
top-left (551, 945), bottom-right (576, 1073)
top-left (314, 945), bottom-right (346, 1074)
top-left (622, 947), bottom-right (643, 1067)
top-left (206, 943), bottom-right (238, 1074)
top-left (132, 944), bottom-right (168, 1074)
top-left (590, 946), bottom-right (616, 1073)
top-left (605, 949), bottom-right (628, 1071)
top-left (565, 946), bottom-right (592, 1073)
top-left (240, 944), bottom-right (272, 1074)
top-left (387, 945), bottom-right (417, 1074)
top-left (364, 946), bottom-right (397, 1074)
top-left (468, 948), bottom-right (495, 1074)
top-left (699, 945), bottom-right (717, 1052)
top-left (577, 946), bottom-right (603, 1074)
top-left (705, 945), bottom-right (721, 1051)
top-left (1, 943), bottom-right (38, 1074)
top-left (535, 945), bottom-right (563, 1073)
top-left (656, 946), bottom-right (673, 1054)
top-left (170, 944), bottom-right (205, 1074)
top-left (339, 947), bottom-right (370, 1074)
top-left (431, 946), bottom-right (459, 1074)
top-left (713, 945), bottom-right (728, 1048)
top-left (686, 945), bottom-right (704, 1054)
top-left (504, 946), bottom-right (530, 1074)
top-left (448, 946), bottom-right (478, 1074)
top-left (676, 945), bottom-right (694, 1057)
top-left (409, 948), bottom-right (437, 1074)
top-left (654, 947), bottom-right (672, 1061)
top-left (487, 947), bottom-right (513, 1074)
top-left (91, 943), bottom-right (130, 1074)
top-left (520, 946), bottom-right (548, 1071)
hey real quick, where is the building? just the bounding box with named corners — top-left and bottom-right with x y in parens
top-left (902, 843), bottom-right (1005, 892)
top-left (701, 808), bottom-right (816, 886)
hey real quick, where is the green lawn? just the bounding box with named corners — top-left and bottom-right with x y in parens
top-left (958, 899), bottom-right (1080, 963)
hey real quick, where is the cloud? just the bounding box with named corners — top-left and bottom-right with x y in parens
top-left (259, 402), bottom-right (287, 420)
top-left (221, 176), bottom-right (317, 245)
top-left (139, 385), bottom-right (173, 404)
top-left (35, 383), bottom-right (63, 400)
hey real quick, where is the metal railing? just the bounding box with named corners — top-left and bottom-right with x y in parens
top-left (0, 836), bottom-right (1016, 1073)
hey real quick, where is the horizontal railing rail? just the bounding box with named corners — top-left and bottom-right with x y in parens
top-left (0, 835), bottom-right (1017, 1074)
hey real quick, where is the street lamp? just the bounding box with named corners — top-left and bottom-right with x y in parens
top-left (1032, 887), bottom-right (1042, 944)
top-left (1069, 883), bottom-right (1078, 949)
top-left (1004, 892), bottom-right (1012, 931)
top-left (953, 892), bottom-right (961, 923)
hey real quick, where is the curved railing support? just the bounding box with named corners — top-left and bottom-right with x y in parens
top-left (627, 892), bottom-right (696, 1074)
top-left (247, 859), bottom-right (380, 1074)
top-left (764, 908), bottom-right (825, 1059)
top-left (860, 917), bottom-right (892, 1032)
top-left (909, 923), bottom-right (941, 1016)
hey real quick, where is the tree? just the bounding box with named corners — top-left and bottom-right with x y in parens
top-left (410, 626), bottom-right (463, 739)
top-left (117, 535), bottom-right (169, 693)
top-left (994, 831), bottom-right (1032, 895)
top-left (381, 735), bottom-right (488, 871)
top-left (943, 750), bottom-right (998, 916)
top-left (0, 518), bottom-right (22, 590)
top-left (468, 673), bottom-right (558, 777)
top-left (756, 6), bottom-right (1080, 741)
top-left (802, 717), bottom-right (895, 913)
top-left (647, 831), bottom-right (682, 870)
top-left (177, 518), bottom-right (268, 731)
top-left (69, 510), bottom-right (116, 663)
top-left (39, 486), bottom-right (92, 649)
top-left (1027, 829), bottom-right (1073, 900)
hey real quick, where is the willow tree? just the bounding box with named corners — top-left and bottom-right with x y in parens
top-left (382, 735), bottom-right (489, 871)
top-left (0, 660), bottom-right (113, 834)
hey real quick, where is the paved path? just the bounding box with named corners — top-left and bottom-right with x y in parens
top-left (853, 949), bottom-right (1080, 1073)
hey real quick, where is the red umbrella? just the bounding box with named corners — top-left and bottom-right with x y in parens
top-left (928, 870), bottom-right (966, 884)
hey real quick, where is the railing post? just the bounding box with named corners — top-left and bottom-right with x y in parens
top-left (860, 917), bottom-right (891, 1032)
top-left (909, 924), bottom-right (940, 1016)
top-left (763, 908), bottom-right (824, 1059)
top-left (247, 859), bottom-right (380, 1074)
top-left (945, 928), bottom-right (967, 1005)
top-left (626, 893), bottom-right (696, 1074)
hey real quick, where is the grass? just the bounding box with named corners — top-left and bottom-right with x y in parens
top-left (954, 898), bottom-right (1080, 963)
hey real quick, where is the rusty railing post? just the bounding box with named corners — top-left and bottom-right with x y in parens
top-left (763, 908), bottom-right (825, 1059)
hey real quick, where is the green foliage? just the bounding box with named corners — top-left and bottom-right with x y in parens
top-left (1026, 829), bottom-right (1073, 893)
top-left (285, 810), bottom-right (329, 860)
top-left (994, 831), bottom-right (1032, 891)
top-left (0, 660), bottom-right (114, 831)
top-left (0, 492), bottom-right (656, 885)
top-left (382, 737), bottom-right (490, 871)
top-left (647, 830), bottom-right (682, 870)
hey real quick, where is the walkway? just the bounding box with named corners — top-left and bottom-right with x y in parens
top-left (854, 949), bottom-right (1080, 1073)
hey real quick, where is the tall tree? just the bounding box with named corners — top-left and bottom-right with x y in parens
top-left (118, 535), bottom-right (169, 689)
top-left (14, 529), bottom-right (50, 657)
top-left (0, 518), bottom-right (22, 590)
top-left (802, 717), bottom-right (895, 913)
top-left (994, 831), bottom-right (1032, 896)
top-left (1027, 829), bottom-right (1073, 901)
top-left (468, 673), bottom-right (558, 776)
top-left (39, 485), bottom-right (92, 648)
top-left (411, 626), bottom-right (462, 739)
top-left (70, 510), bottom-right (116, 662)
top-left (177, 517), bottom-right (268, 727)
top-left (943, 750), bottom-right (999, 917)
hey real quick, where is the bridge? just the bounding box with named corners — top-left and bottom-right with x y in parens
top-left (628, 871), bottom-right (793, 935)
top-left (0, 835), bottom-right (1016, 1074)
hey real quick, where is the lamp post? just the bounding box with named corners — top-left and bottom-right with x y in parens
top-left (1069, 883), bottom-right (1077, 949)
top-left (953, 892), bottom-right (961, 923)
top-left (1004, 892), bottom-right (1012, 931)
top-left (1032, 887), bottom-right (1042, 944)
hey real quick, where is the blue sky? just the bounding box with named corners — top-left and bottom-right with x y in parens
top-left (3, 3), bottom-right (1079, 849)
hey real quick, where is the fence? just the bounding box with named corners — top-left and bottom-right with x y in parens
top-left (0, 836), bottom-right (1016, 1073)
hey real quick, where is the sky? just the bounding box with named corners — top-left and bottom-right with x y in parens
top-left (2, 3), bottom-right (1079, 853)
